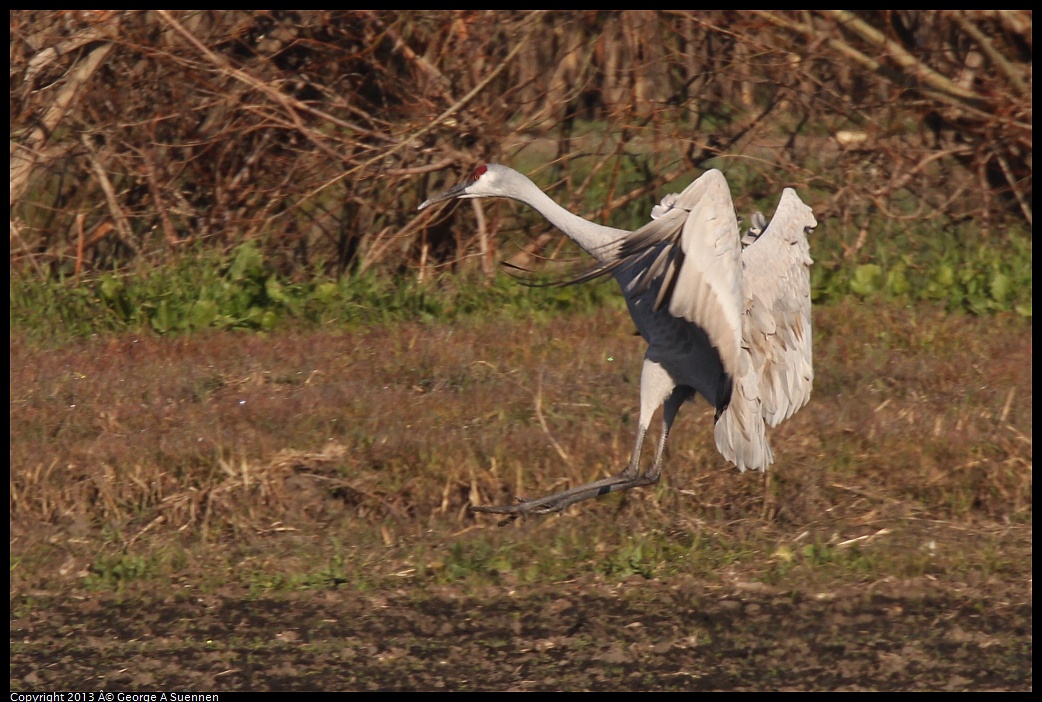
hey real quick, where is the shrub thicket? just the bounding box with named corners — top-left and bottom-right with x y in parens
top-left (10, 11), bottom-right (1031, 286)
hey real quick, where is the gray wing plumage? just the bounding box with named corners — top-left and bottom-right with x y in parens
top-left (578, 169), bottom-right (744, 385)
top-left (580, 172), bottom-right (817, 473)
top-left (714, 187), bottom-right (816, 470)
top-left (740, 189), bottom-right (816, 427)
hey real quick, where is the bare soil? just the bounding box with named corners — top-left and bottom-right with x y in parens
top-left (10, 576), bottom-right (1031, 691)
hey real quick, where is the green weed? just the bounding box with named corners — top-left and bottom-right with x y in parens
top-left (10, 203), bottom-right (1032, 346)
top-left (10, 243), bottom-right (629, 342)
top-left (84, 553), bottom-right (157, 590)
top-left (810, 221), bottom-right (1032, 316)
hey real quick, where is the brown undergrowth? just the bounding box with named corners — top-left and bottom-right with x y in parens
top-left (10, 300), bottom-right (1031, 546)
top-left (9, 299), bottom-right (1032, 690)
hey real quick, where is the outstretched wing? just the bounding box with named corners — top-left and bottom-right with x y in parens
top-left (714, 188), bottom-right (815, 471)
top-left (576, 169), bottom-right (744, 384)
top-left (561, 172), bottom-right (815, 474)
top-left (741, 189), bottom-right (817, 425)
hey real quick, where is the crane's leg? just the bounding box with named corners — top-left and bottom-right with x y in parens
top-left (471, 360), bottom-right (687, 519)
top-left (640, 383), bottom-right (692, 484)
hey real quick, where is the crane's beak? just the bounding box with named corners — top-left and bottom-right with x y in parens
top-left (418, 180), bottom-right (468, 211)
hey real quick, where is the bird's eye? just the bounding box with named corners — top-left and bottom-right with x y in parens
top-left (471, 164), bottom-right (488, 181)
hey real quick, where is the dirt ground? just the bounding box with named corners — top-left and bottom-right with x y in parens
top-left (10, 571), bottom-right (1031, 691)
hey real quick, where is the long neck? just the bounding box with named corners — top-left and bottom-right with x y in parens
top-left (505, 177), bottom-right (630, 263)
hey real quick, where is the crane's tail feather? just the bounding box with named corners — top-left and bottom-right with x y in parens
top-left (499, 260), bottom-right (577, 288)
top-left (714, 350), bottom-right (774, 473)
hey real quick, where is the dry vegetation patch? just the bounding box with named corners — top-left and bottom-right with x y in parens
top-left (11, 301), bottom-right (1030, 590)
top-left (9, 301), bottom-right (1032, 689)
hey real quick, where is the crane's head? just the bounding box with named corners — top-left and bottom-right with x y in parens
top-left (418, 164), bottom-right (514, 210)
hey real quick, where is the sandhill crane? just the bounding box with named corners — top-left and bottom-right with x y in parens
top-left (418, 164), bottom-right (817, 518)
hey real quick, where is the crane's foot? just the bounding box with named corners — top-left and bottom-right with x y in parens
top-left (470, 470), bottom-right (659, 525)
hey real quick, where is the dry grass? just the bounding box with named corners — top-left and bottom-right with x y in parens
top-left (9, 300), bottom-right (1032, 594)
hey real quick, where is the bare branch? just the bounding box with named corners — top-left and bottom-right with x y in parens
top-left (11, 40), bottom-right (114, 207)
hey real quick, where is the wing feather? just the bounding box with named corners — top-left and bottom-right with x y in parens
top-left (715, 188), bottom-right (815, 471)
top-left (556, 169), bottom-right (744, 382)
top-left (551, 172), bottom-right (816, 474)
top-left (738, 188), bottom-right (817, 428)
top-left (619, 170), bottom-right (743, 381)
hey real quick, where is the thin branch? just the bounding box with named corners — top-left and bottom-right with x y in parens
top-left (534, 372), bottom-right (570, 464)
top-left (155, 11), bottom-right (385, 141)
top-left (11, 41), bottom-right (114, 207)
top-left (826, 10), bottom-right (987, 107)
top-left (304, 12), bottom-right (545, 207)
top-left (953, 12), bottom-right (1030, 98)
top-left (755, 11), bottom-right (994, 119)
top-left (138, 147), bottom-right (182, 246)
top-left (9, 220), bottom-right (46, 280)
top-left (996, 155), bottom-right (1032, 225)
top-left (82, 134), bottom-right (139, 255)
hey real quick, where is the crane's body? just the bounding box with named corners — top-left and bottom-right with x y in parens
top-left (419, 164), bottom-right (816, 517)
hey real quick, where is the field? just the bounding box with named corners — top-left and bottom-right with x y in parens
top-left (9, 9), bottom-right (1033, 691)
top-left (9, 296), bottom-right (1032, 690)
